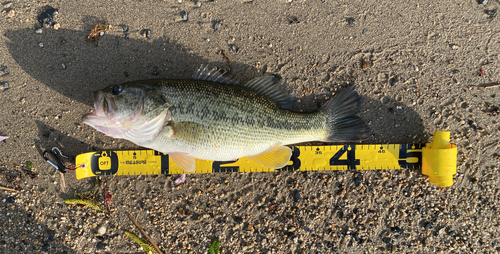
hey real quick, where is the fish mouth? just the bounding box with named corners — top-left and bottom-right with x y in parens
top-left (82, 91), bottom-right (116, 124)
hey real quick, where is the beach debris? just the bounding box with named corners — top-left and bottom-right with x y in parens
top-left (209, 238), bottom-right (220, 254)
top-left (483, 104), bottom-right (499, 116)
top-left (127, 214), bottom-right (164, 254)
top-left (5, 9), bottom-right (15, 19)
top-left (124, 231), bottom-right (158, 254)
top-left (477, 0), bottom-right (488, 5)
top-left (86, 22), bottom-right (111, 44)
top-left (194, 0), bottom-right (202, 7)
top-left (0, 186), bottom-right (16, 192)
top-left (38, 42), bottom-right (44, 48)
top-left (479, 68), bottom-right (485, 76)
top-left (65, 198), bottom-right (104, 212)
top-left (37, 6), bottom-right (58, 28)
top-left (98, 226), bottom-right (107, 235)
top-left (361, 60), bottom-right (370, 70)
top-left (346, 17), bottom-right (355, 26)
top-left (174, 174), bottom-right (186, 184)
top-left (140, 29), bottom-right (152, 39)
top-left (476, 82), bottom-right (500, 89)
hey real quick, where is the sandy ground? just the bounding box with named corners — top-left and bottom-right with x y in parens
top-left (0, 0), bottom-right (499, 253)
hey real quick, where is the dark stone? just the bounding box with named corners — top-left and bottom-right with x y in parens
top-left (346, 17), bottom-right (355, 26)
top-left (293, 190), bottom-right (300, 202)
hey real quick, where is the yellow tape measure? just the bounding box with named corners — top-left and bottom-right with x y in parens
top-left (75, 131), bottom-right (457, 187)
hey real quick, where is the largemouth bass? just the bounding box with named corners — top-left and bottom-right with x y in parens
top-left (83, 66), bottom-right (369, 171)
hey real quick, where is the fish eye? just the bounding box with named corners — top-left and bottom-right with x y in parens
top-left (112, 86), bottom-right (123, 95)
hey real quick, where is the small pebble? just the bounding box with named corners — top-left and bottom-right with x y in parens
top-left (140, 29), bottom-right (152, 39)
top-left (37, 7), bottom-right (58, 27)
top-left (354, 174), bottom-right (363, 186)
top-left (417, 205), bottom-right (423, 213)
top-left (1, 82), bottom-right (8, 90)
top-left (382, 96), bottom-right (390, 104)
top-left (39, 42), bottom-right (44, 48)
top-left (484, 9), bottom-right (497, 16)
top-left (477, 0), bottom-right (488, 5)
top-left (390, 226), bottom-right (402, 233)
top-left (424, 222), bottom-right (433, 230)
top-left (97, 226), bottom-right (106, 235)
top-left (180, 11), bottom-right (188, 21)
top-left (1, 65), bottom-right (8, 75)
top-left (389, 77), bottom-right (397, 86)
top-left (6, 197), bottom-right (15, 203)
top-left (346, 17), bottom-right (355, 26)
top-left (3, 2), bottom-right (13, 9)
top-left (124, 33), bottom-right (130, 39)
top-left (230, 45), bottom-right (239, 52)
top-left (121, 25), bottom-right (129, 32)
top-left (35, 28), bottom-right (43, 34)
top-left (213, 20), bottom-right (222, 32)
top-left (62, 63), bottom-right (66, 69)
top-left (198, 22), bottom-right (203, 27)
top-left (293, 190), bottom-right (300, 202)
top-left (195, 0), bottom-right (202, 7)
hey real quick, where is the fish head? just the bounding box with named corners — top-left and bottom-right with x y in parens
top-left (82, 84), bottom-right (171, 143)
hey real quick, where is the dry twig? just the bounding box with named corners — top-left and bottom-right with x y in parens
top-left (0, 186), bottom-right (17, 192)
top-left (127, 213), bottom-right (163, 254)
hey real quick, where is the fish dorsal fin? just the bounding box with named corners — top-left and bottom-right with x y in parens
top-left (192, 65), bottom-right (239, 85)
top-left (242, 75), bottom-right (293, 109)
top-left (192, 65), bottom-right (293, 108)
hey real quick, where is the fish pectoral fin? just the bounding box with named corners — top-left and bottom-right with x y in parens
top-left (170, 153), bottom-right (196, 172)
top-left (247, 146), bottom-right (292, 169)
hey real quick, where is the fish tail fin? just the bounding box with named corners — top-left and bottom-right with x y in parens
top-left (320, 85), bottom-right (370, 142)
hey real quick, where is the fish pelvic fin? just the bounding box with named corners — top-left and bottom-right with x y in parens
top-left (247, 145), bottom-right (292, 169)
top-left (320, 85), bottom-right (370, 142)
top-left (170, 153), bottom-right (196, 172)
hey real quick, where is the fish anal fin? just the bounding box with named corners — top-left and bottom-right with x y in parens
top-left (247, 146), bottom-right (292, 169)
top-left (170, 153), bottom-right (196, 172)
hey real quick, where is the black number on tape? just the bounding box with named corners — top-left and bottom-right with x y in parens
top-left (398, 144), bottom-right (422, 169)
top-left (330, 145), bottom-right (360, 169)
